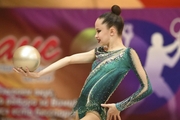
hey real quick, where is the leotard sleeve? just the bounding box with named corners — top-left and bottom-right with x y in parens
top-left (115, 48), bottom-right (153, 111)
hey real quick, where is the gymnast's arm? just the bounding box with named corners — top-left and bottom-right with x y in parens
top-left (115, 48), bottom-right (153, 111)
top-left (14, 49), bottom-right (96, 78)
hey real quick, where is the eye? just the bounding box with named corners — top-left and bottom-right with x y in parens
top-left (97, 30), bottom-right (101, 33)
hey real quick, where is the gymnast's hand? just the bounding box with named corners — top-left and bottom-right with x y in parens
top-left (101, 103), bottom-right (121, 120)
top-left (13, 67), bottom-right (39, 78)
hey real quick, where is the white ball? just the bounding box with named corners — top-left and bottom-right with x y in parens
top-left (13, 45), bottom-right (41, 72)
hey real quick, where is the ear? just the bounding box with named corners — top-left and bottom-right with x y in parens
top-left (109, 27), bottom-right (116, 36)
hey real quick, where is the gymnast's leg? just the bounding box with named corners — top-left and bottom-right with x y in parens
top-left (75, 111), bottom-right (101, 120)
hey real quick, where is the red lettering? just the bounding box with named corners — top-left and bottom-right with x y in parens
top-left (0, 36), bottom-right (16, 59)
top-left (18, 37), bottom-right (30, 46)
top-left (32, 37), bottom-right (44, 48)
top-left (0, 35), bottom-right (62, 62)
top-left (40, 36), bottom-right (61, 61)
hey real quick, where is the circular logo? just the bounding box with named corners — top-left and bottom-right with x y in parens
top-left (113, 19), bottom-right (180, 114)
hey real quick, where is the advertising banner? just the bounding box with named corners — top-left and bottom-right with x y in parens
top-left (0, 8), bottom-right (180, 120)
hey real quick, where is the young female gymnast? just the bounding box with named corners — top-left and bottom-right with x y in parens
top-left (14, 5), bottom-right (152, 120)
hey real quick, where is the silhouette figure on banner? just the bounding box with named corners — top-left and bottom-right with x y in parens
top-left (123, 24), bottom-right (180, 119)
top-left (122, 23), bottom-right (134, 47)
top-left (144, 32), bottom-right (180, 120)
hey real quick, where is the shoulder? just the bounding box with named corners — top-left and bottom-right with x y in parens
top-left (125, 47), bottom-right (139, 58)
top-left (126, 47), bottom-right (137, 54)
top-left (126, 48), bottom-right (141, 61)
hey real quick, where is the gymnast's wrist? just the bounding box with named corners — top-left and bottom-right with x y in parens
top-left (115, 103), bottom-right (123, 111)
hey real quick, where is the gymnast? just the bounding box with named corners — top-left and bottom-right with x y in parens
top-left (14, 5), bottom-right (152, 120)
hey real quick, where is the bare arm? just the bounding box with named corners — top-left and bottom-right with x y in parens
top-left (14, 49), bottom-right (95, 78)
top-left (39, 49), bottom-right (95, 76)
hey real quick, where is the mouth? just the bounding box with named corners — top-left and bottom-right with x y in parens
top-left (97, 39), bottom-right (101, 43)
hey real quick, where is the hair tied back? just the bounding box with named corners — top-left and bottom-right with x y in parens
top-left (111, 5), bottom-right (121, 16)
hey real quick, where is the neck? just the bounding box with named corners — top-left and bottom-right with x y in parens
top-left (106, 36), bottom-right (126, 51)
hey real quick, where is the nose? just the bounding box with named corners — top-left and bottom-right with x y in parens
top-left (95, 33), bottom-right (98, 39)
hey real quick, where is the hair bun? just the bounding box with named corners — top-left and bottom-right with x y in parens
top-left (111, 5), bottom-right (121, 15)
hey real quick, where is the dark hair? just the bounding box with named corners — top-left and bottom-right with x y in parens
top-left (98, 5), bottom-right (124, 35)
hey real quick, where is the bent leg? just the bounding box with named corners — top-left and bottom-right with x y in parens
top-left (80, 111), bottom-right (101, 120)
top-left (75, 111), bottom-right (80, 120)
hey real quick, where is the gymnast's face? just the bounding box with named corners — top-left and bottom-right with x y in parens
top-left (94, 18), bottom-right (111, 46)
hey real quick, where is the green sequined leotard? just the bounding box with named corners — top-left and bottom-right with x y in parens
top-left (73, 47), bottom-right (152, 120)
